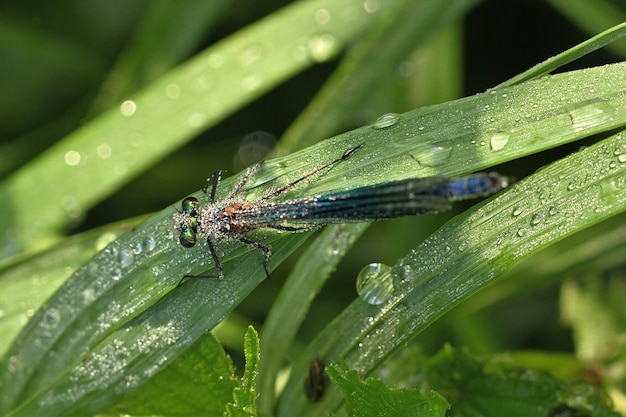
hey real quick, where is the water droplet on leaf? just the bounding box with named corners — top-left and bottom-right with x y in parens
top-left (356, 263), bottom-right (394, 305)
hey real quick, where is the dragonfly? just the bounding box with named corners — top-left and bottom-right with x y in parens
top-left (177, 143), bottom-right (512, 279)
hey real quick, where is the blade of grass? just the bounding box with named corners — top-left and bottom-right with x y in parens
top-left (497, 21), bottom-right (626, 88)
top-left (452, 211), bottom-right (626, 318)
top-left (89, 0), bottom-right (230, 115)
top-left (547, 0), bottom-right (626, 57)
top-left (0, 218), bottom-right (140, 358)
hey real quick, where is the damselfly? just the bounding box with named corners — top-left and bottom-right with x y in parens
top-left (177, 144), bottom-right (512, 278)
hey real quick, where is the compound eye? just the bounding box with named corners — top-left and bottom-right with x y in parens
top-left (179, 196), bottom-right (200, 248)
top-left (179, 226), bottom-right (197, 248)
top-left (181, 196), bottom-right (199, 215)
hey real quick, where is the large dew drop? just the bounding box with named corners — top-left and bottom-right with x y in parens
top-left (356, 263), bottom-right (394, 305)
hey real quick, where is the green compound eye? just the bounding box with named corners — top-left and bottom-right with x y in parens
top-left (179, 225), bottom-right (197, 248)
top-left (179, 197), bottom-right (200, 248)
top-left (181, 197), bottom-right (199, 216)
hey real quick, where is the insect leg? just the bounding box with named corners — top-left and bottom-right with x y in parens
top-left (257, 143), bottom-right (363, 202)
top-left (206, 238), bottom-right (224, 278)
top-left (226, 164), bottom-right (261, 200)
top-left (201, 170), bottom-right (222, 203)
top-left (236, 236), bottom-right (272, 279)
top-left (267, 224), bottom-right (315, 232)
top-left (180, 237), bottom-right (224, 282)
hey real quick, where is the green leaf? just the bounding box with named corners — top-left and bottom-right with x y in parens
top-left (118, 332), bottom-right (238, 417)
top-left (326, 363), bottom-right (449, 417)
top-left (226, 326), bottom-right (260, 417)
top-left (425, 346), bottom-right (620, 417)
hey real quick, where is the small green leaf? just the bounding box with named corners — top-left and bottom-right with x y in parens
top-left (327, 363), bottom-right (449, 417)
top-left (226, 326), bottom-right (260, 417)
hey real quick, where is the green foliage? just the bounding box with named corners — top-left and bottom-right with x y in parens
top-left (117, 331), bottom-right (238, 417)
top-left (327, 363), bottom-right (449, 417)
top-left (116, 326), bottom-right (260, 417)
top-left (226, 326), bottom-right (261, 417)
top-left (1, 2), bottom-right (626, 417)
top-left (425, 346), bottom-right (620, 417)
